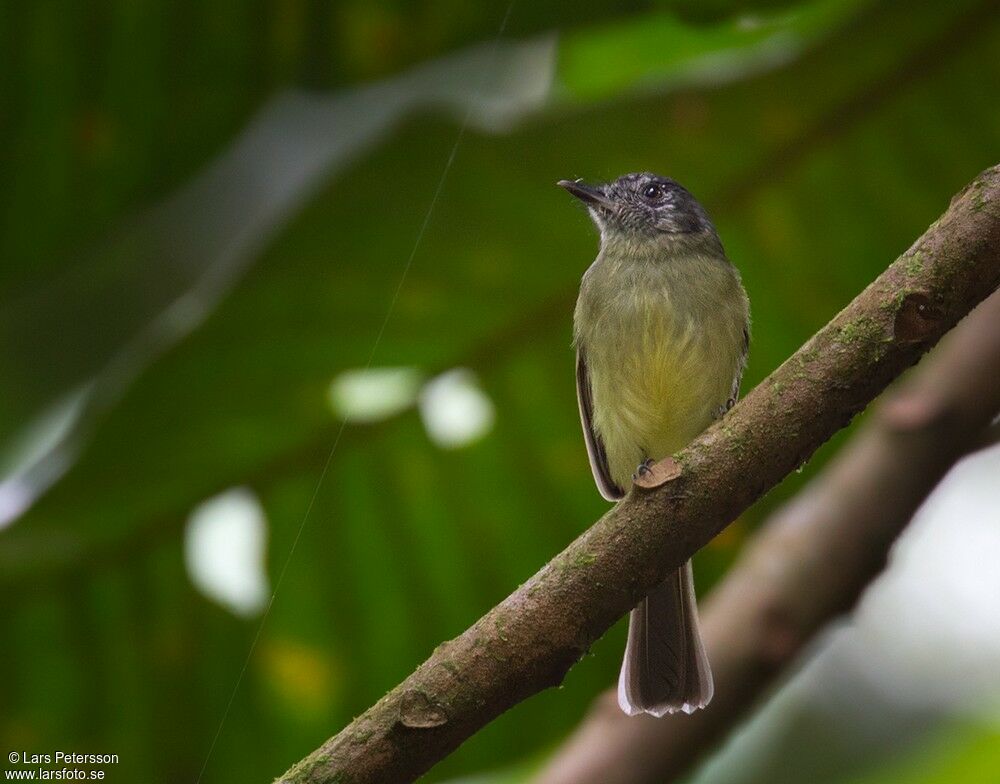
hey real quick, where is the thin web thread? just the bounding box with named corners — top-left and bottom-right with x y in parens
top-left (194, 3), bottom-right (517, 781)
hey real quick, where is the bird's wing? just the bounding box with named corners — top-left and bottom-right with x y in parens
top-left (576, 350), bottom-right (625, 501)
top-left (729, 325), bottom-right (751, 408)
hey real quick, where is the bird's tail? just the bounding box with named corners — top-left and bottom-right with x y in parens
top-left (617, 559), bottom-right (713, 716)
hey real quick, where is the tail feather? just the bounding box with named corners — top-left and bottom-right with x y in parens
top-left (617, 560), bottom-right (713, 716)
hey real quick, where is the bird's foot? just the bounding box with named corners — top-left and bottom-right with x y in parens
top-left (631, 458), bottom-right (655, 481)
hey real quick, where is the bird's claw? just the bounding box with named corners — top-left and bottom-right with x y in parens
top-left (631, 458), bottom-right (656, 481)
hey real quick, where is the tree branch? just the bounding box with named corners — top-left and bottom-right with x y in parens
top-left (276, 166), bottom-right (1000, 784)
top-left (535, 286), bottom-right (1000, 784)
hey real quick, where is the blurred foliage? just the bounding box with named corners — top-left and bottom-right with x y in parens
top-left (2, 0), bottom-right (1000, 783)
top-left (850, 725), bottom-right (1000, 784)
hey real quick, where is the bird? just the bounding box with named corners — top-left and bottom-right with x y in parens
top-left (560, 172), bottom-right (749, 716)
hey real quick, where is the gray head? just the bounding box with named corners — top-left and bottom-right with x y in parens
top-left (558, 172), bottom-right (720, 249)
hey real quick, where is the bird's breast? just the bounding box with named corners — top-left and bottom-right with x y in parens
top-left (575, 253), bottom-right (746, 489)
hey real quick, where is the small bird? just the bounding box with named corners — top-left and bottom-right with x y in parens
top-left (560, 172), bottom-right (749, 716)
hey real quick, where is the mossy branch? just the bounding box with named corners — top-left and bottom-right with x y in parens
top-left (277, 165), bottom-right (1000, 784)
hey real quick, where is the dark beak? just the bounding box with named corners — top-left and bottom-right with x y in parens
top-left (558, 179), bottom-right (613, 209)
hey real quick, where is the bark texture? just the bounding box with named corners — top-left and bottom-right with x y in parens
top-left (277, 165), bottom-right (1000, 784)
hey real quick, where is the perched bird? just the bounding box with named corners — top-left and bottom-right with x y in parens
top-left (560, 172), bottom-right (749, 716)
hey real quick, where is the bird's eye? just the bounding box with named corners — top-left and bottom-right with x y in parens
top-left (643, 184), bottom-right (663, 201)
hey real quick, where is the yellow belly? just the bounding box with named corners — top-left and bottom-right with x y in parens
top-left (587, 317), bottom-right (734, 490)
top-left (575, 252), bottom-right (747, 492)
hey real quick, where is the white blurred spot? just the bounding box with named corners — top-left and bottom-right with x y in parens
top-left (0, 480), bottom-right (33, 531)
top-left (418, 369), bottom-right (495, 448)
top-left (184, 487), bottom-right (270, 617)
top-left (0, 386), bottom-right (90, 530)
top-left (327, 367), bottom-right (423, 423)
top-left (846, 443), bottom-right (1000, 716)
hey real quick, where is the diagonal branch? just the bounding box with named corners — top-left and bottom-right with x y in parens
top-left (535, 285), bottom-right (1000, 784)
top-left (277, 166), bottom-right (1000, 784)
